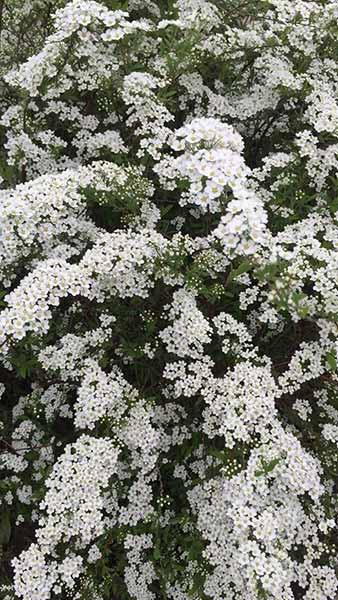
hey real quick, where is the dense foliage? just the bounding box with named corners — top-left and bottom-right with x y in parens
top-left (0, 1), bottom-right (338, 599)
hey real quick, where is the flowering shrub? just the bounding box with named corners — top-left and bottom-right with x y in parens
top-left (0, 1), bottom-right (338, 599)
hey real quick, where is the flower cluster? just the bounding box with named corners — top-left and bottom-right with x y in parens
top-left (0, 1), bottom-right (338, 600)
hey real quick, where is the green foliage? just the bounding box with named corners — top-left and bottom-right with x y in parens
top-left (1, 1), bottom-right (338, 599)
top-left (326, 350), bottom-right (337, 372)
top-left (0, 510), bottom-right (11, 546)
top-left (255, 457), bottom-right (282, 478)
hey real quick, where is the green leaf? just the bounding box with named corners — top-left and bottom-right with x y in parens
top-left (227, 260), bottom-right (252, 284)
top-left (17, 365), bottom-right (28, 378)
top-left (160, 205), bottom-right (173, 217)
top-left (255, 457), bottom-right (281, 477)
top-left (291, 291), bottom-right (306, 305)
top-left (326, 351), bottom-right (337, 372)
top-left (0, 511), bottom-right (11, 545)
top-left (188, 539), bottom-right (203, 560)
top-left (209, 448), bottom-right (226, 461)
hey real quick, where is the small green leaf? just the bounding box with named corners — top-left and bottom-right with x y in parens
top-left (326, 351), bottom-right (337, 372)
top-left (227, 260), bottom-right (252, 283)
top-left (291, 291), bottom-right (306, 305)
top-left (0, 511), bottom-right (11, 545)
top-left (255, 457), bottom-right (281, 477)
top-left (188, 540), bottom-right (203, 560)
